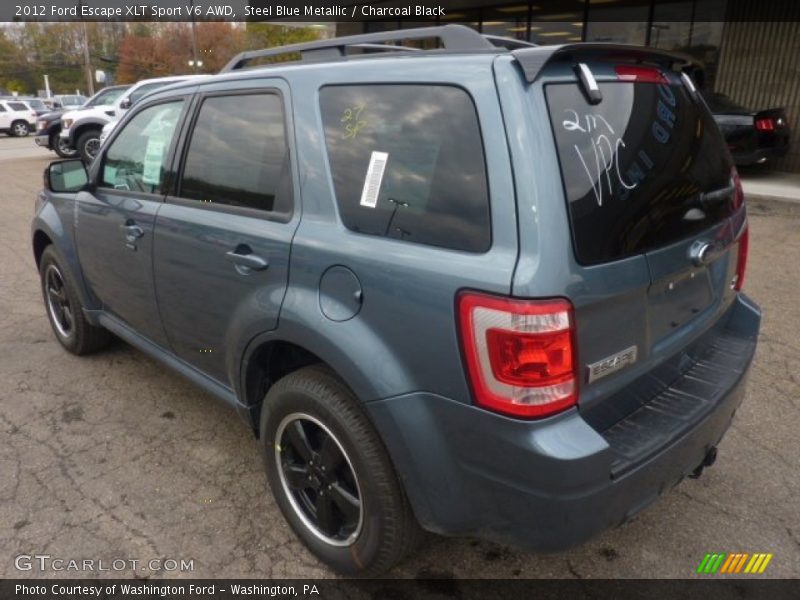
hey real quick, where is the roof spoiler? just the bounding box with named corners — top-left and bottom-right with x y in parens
top-left (511, 44), bottom-right (691, 83)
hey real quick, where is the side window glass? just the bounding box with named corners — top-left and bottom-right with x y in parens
top-left (100, 100), bottom-right (184, 194)
top-left (0, 105), bottom-right (6, 112)
top-left (179, 93), bottom-right (291, 216)
top-left (319, 85), bottom-right (491, 253)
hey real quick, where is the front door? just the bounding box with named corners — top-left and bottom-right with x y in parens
top-left (75, 99), bottom-right (187, 347)
top-left (153, 84), bottom-right (298, 385)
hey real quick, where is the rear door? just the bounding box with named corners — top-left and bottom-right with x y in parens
top-left (153, 80), bottom-right (298, 386)
top-left (505, 53), bottom-right (747, 413)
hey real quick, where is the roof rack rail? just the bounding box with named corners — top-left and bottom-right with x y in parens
top-left (482, 35), bottom-right (537, 50)
top-left (220, 24), bottom-right (495, 72)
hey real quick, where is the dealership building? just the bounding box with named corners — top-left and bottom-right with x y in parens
top-left (334, 0), bottom-right (800, 172)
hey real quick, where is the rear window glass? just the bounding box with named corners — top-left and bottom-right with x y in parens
top-left (546, 79), bottom-right (734, 265)
top-left (319, 85), bottom-right (490, 253)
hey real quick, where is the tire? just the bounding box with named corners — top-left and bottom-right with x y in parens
top-left (75, 129), bottom-right (101, 163)
top-left (52, 133), bottom-right (78, 158)
top-left (39, 246), bottom-right (111, 355)
top-left (260, 365), bottom-right (422, 577)
top-left (11, 120), bottom-right (29, 137)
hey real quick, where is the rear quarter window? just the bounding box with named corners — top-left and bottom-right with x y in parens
top-left (319, 84), bottom-right (491, 253)
top-left (546, 78), bottom-right (734, 265)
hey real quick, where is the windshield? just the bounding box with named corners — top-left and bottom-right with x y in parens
top-left (61, 95), bottom-right (86, 107)
top-left (84, 88), bottom-right (128, 108)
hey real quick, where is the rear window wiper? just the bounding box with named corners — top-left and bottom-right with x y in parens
top-left (682, 184), bottom-right (735, 220)
top-left (699, 184), bottom-right (735, 206)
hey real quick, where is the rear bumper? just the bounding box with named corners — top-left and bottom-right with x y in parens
top-left (733, 143), bottom-right (790, 166)
top-left (367, 294), bottom-right (760, 550)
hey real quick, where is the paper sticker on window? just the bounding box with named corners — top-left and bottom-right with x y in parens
top-left (359, 151), bottom-right (388, 208)
top-left (141, 138), bottom-right (165, 186)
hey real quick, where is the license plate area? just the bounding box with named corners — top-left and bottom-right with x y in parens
top-left (647, 266), bottom-right (714, 341)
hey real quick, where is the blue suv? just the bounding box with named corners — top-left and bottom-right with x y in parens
top-left (32, 26), bottom-right (761, 576)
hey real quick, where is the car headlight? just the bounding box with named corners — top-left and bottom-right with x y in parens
top-left (62, 119), bottom-right (73, 129)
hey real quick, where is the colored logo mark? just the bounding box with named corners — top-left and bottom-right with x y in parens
top-left (697, 552), bottom-right (773, 574)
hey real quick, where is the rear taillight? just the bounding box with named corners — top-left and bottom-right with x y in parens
top-left (755, 117), bottom-right (775, 131)
top-left (730, 166), bottom-right (748, 291)
top-left (457, 292), bottom-right (578, 419)
top-left (614, 65), bottom-right (667, 84)
top-left (734, 226), bottom-right (749, 291)
top-left (731, 166), bottom-right (744, 210)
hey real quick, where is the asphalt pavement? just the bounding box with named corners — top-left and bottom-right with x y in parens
top-left (1, 135), bottom-right (798, 579)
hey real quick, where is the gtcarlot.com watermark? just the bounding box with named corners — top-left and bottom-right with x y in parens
top-left (14, 554), bottom-right (194, 573)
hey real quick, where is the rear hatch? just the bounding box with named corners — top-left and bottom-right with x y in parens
top-left (513, 47), bottom-right (749, 425)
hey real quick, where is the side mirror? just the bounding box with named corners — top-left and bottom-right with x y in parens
top-left (119, 97), bottom-right (132, 110)
top-left (45, 159), bottom-right (88, 193)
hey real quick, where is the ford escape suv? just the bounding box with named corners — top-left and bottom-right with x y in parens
top-left (32, 26), bottom-right (760, 576)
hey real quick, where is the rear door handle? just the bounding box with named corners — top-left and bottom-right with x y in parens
top-left (225, 248), bottom-right (269, 272)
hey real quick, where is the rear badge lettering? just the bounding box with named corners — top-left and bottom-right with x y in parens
top-left (587, 345), bottom-right (638, 383)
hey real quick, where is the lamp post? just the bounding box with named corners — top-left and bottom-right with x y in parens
top-left (79, 2), bottom-right (95, 95)
top-left (190, 0), bottom-right (199, 73)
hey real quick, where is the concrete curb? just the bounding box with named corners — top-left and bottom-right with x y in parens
top-left (745, 193), bottom-right (800, 206)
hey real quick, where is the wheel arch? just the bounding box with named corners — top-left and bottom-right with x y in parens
top-left (240, 339), bottom-right (331, 437)
top-left (32, 229), bottom-right (53, 268)
top-left (238, 319), bottom-right (411, 438)
top-left (69, 120), bottom-right (105, 145)
top-left (31, 211), bottom-right (98, 315)
top-left (10, 119), bottom-right (30, 134)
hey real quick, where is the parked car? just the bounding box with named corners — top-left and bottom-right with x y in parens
top-left (62, 76), bottom-right (207, 162)
top-left (33, 110), bottom-right (79, 158)
top-left (25, 97), bottom-right (49, 117)
top-left (98, 75), bottom-right (209, 145)
top-left (704, 92), bottom-right (791, 167)
top-left (59, 85), bottom-right (131, 162)
top-left (46, 94), bottom-right (87, 110)
top-left (34, 86), bottom-right (130, 158)
top-left (32, 26), bottom-right (760, 577)
top-left (1, 96), bottom-right (51, 117)
top-left (0, 99), bottom-right (37, 136)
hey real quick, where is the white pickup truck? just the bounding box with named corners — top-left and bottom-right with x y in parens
top-left (61, 75), bottom-right (207, 162)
